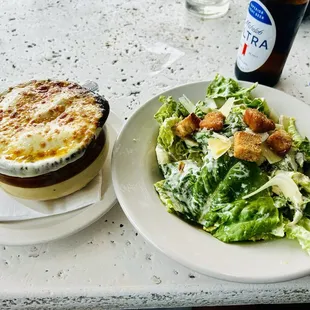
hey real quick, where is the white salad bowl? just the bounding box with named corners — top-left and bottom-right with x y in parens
top-left (112, 80), bottom-right (310, 283)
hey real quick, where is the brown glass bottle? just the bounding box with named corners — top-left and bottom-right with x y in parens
top-left (235, 0), bottom-right (309, 87)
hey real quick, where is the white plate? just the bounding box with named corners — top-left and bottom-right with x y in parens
top-left (0, 111), bottom-right (122, 246)
top-left (112, 81), bottom-right (310, 283)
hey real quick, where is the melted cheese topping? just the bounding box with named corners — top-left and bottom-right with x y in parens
top-left (0, 80), bottom-right (104, 177)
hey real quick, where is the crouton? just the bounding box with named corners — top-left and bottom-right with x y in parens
top-left (199, 111), bottom-right (225, 132)
top-left (244, 108), bottom-right (275, 133)
top-left (234, 131), bottom-right (262, 162)
top-left (266, 129), bottom-right (292, 156)
top-left (175, 113), bottom-right (200, 138)
top-left (178, 161), bottom-right (185, 172)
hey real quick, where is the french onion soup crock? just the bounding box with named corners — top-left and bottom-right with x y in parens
top-left (0, 80), bottom-right (110, 200)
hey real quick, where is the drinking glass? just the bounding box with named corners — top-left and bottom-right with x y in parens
top-left (186, 0), bottom-right (230, 18)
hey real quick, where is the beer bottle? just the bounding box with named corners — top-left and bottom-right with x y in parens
top-left (304, 2), bottom-right (310, 19)
top-left (235, 0), bottom-right (309, 87)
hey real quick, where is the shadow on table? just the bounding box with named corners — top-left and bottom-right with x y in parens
top-left (137, 306), bottom-right (310, 310)
top-left (196, 305), bottom-right (310, 309)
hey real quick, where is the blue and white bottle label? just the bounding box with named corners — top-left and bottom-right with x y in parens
top-left (237, 0), bottom-right (276, 73)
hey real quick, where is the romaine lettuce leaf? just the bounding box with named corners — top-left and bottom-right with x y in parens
top-left (288, 117), bottom-right (310, 162)
top-left (201, 161), bottom-right (269, 223)
top-left (155, 144), bottom-right (170, 165)
top-left (292, 172), bottom-right (310, 193)
top-left (207, 74), bottom-right (239, 99)
top-left (193, 130), bottom-right (213, 146)
top-left (157, 116), bottom-right (180, 152)
top-left (200, 162), bottom-right (279, 242)
top-left (169, 140), bottom-right (190, 161)
top-left (188, 151), bottom-right (204, 166)
top-left (288, 117), bottom-right (303, 147)
top-left (194, 98), bottom-right (217, 118)
top-left (304, 203), bottom-right (310, 218)
top-left (271, 213), bottom-right (285, 237)
top-left (206, 74), bottom-right (257, 100)
top-left (159, 160), bottom-right (204, 222)
top-left (184, 138), bottom-right (205, 166)
top-left (243, 171), bottom-right (305, 225)
top-left (279, 115), bottom-right (290, 131)
top-left (154, 96), bottom-right (188, 124)
top-left (273, 195), bottom-right (290, 209)
top-left (154, 180), bottom-right (180, 213)
top-left (243, 97), bottom-right (270, 116)
top-left (291, 173), bottom-right (310, 221)
top-left (285, 218), bottom-right (310, 255)
top-left (156, 116), bottom-right (207, 165)
top-left (208, 161), bottom-right (269, 208)
top-left (212, 197), bottom-right (280, 242)
top-left (156, 116), bottom-right (189, 162)
top-left (273, 152), bottom-right (298, 172)
top-left (156, 156), bottom-right (280, 242)
top-left (222, 106), bottom-right (247, 137)
top-left (157, 155), bottom-right (237, 223)
top-left (200, 153), bottom-right (237, 196)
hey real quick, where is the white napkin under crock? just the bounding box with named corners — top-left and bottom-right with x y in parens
top-left (0, 171), bottom-right (102, 221)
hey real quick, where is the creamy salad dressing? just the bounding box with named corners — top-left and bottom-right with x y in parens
top-left (162, 160), bottom-right (201, 214)
top-left (165, 160), bottom-right (200, 189)
top-left (154, 74), bottom-right (310, 253)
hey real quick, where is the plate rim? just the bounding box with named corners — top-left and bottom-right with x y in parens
top-left (112, 80), bottom-right (310, 283)
top-left (0, 110), bottom-right (122, 246)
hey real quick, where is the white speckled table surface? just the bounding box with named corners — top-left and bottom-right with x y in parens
top-left (0, 0), bottom-right (310, 309)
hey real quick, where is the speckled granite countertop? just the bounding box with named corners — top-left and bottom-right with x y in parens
top-left (0, 0), bottom-right (310, 309)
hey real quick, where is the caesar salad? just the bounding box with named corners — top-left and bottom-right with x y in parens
top-left (154, 74), bottom-right (310, 255)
